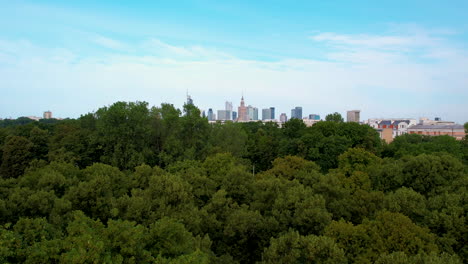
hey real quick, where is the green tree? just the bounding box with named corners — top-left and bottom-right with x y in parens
top-left (245, 123), bottom-right (280, 172)
top-left (282, 118), bottom-right (306, 139)
top-left (147, 217), bottom-right (198, 258)
top-left (338, 148), bottom-right (381, 177)
top-left (12, 217), bottom-right (63, 263)
top-left (95, 101), bottom-right (154, 170)
top-left (425, 192), bottom-right (467, 260)
top-left (179, 103), bottom-right (210, 160)
top-left (384, 187), bottom-right (427, 223)
top-left (325, 112), bottom-right (344, 122)
top-left (261, 230), bottom-right (347, 264)
top-left (65, 163), bottom-right (130, 221)
top-left (48, 122), bottom-right (96, 167)
top-left (375, 252), bottom-right (462, 264)
top-left (60, 211), bottom-right (113, 263)
top-left (271, 184), bottom-right (331, 235)
top-left (28, 127), bottom-right (49, 161)
top-left (0, 136), bottom-right (33, 178)
top-left (104, 219), bottom-right (153, 262)
top-left (208, 122), bottom-right (248, 158)
top-left (325, 211), bottom-right (438, 263)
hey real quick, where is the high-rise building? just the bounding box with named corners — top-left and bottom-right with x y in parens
top-left (291, 107), bottom-right (302, 119)
top-left (217, 101), bottom-right (234, 121)
top-left (347, 110), bottom-right (361, 123)
top-left (262, 108), bottom-right (270, 120)
top-left (225, 101), bottom-right (233, 112)
top-left (207, 108), bottom-right (215, 121)
top-left (237, 96), bottom-right (248, 122)
top-left (217, 110), bottom-right (232, 121)
top-left (247, 106), bottom-right (259, 121)
top-left (309, 114), bottom-right (320, 120)
top-left (280, 113), bottom-right (288, 123)
top-left (262, 107), bottom-right (275, 120)
top-left (43, 111), bottom-right (52, 119)
top-left (187, 95), bottom-right (193, 105)
top-left (232, 111), bottom-right (237, 120)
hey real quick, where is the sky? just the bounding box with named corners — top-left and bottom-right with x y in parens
top-left (1, 0), bottom-right (467, 123)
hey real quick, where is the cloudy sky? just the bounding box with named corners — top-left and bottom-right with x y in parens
top-left (1, 0), bottom-right (467, 123)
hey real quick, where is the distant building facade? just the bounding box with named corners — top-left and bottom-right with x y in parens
top-left (225, 101), bottom-right (233, 112)
top-left (207, 109), bottom-right (215, 121)
top-left (237, 96), bottom-right (248, 122)
top-left (280, 113), bottom-right (288, 123)
top-left (308, 114), bottom-right (320, 120)
top-left (366, 118), bottom-right (418, 141)
top-left (270, 107), bottom-right (275, 120)
top-left (291, 107), bottom-right (302, 119)
top-left (43, 111), bottom-right (52, 119)
top-left (302, 119), bottom-right (320, 127)
top-left (407, 124), bottom-right (466, 140)
top-left (262, 108), bottom-right (270, 120)
top-left (377, 128), bottom-right (394, 143)
top-left (262, 107), bottom-right (275, 120)
top-left (247, 106), bottom-right (259, 121)
top-left (418, 117), bottom-right (455, 126)
top-left (347, 110), bottom-right (360, 123)
top-left (217, 110), bottom-right (231, 121)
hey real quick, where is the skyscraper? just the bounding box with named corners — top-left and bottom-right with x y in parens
top-left (262, 107), bottom-right (275, 120)
top-left (217, 110), bottom-right (231, 121)
top-left (247, 105), bottom-right (259, 121)
top-left (207, 108), bottom-right (215, 121)
top-left (225, 101), bottom-right (233, 112)
top-left (291, 106), bottom-right (302, 119)
top-left (253, 107), bottom-right (259, 121)
top-left (218, 101), bottom-right (233, 121)
top-left (237, 96), bottom-right (248, 122)
top-left (347, 110), bottom-right (360, 123)
top-left (262, 108), bottom-right (270, 120)
top-left (280, 113), bottom-right (288, 123)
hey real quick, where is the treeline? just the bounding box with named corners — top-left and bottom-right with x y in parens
top-left (0, 101), bottom-right (467, 263)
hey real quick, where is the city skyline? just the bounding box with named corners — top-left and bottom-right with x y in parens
top-left (1, 1), bottom-right (468, 123)
top-left (1, 93), bottom-right (465, 125)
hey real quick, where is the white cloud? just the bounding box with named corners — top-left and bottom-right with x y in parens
top-left (141, 38), bottom-right (234, 60)
top-left (0, 32), bottom-right (467, 123)
top-left (311, 33), bottom-right (419, 49)
top-left (93, 35), bottom-right (127, 50)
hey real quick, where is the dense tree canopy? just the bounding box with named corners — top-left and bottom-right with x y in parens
top-left (0, 101), bottom-right (466, 263)
top-left (325, 112), bottom-right (344, 122)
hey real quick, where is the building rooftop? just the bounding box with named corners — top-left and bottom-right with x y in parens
top-left (409, 124), bottom-right (464, 129)
top-left (379, 120), bottom-right (392, 126)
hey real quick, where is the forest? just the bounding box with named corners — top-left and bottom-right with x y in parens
top-left (0, 101), bottom-right (467, 263)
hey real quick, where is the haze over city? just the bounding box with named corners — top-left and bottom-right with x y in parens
top-left (1, 0), bottom-right (468, 123)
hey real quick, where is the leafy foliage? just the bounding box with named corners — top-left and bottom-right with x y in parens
top-left (0, 101), bottom-right (466, 263)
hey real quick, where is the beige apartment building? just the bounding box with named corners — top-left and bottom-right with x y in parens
top-left (407, 124), bottom-right (466, 140)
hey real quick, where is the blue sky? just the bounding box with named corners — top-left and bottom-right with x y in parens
top-left (1, 0), bottom-right (467, 122)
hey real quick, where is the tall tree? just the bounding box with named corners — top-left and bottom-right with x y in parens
top-left (95, 101), bottom-right (153, 169)
top-left (325, 112), bottom-right (344, 122)
top-left (0, 136), bottom-right (33, 178)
